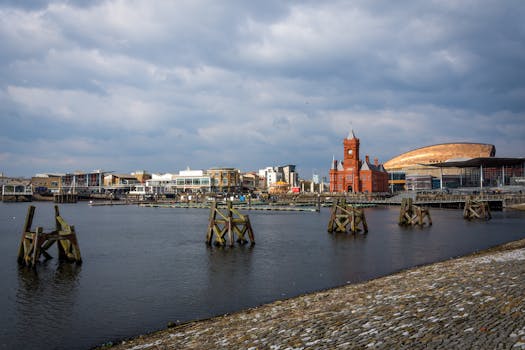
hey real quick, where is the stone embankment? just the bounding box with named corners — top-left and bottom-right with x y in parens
top-left (106, 239), bottom-right (525, 350)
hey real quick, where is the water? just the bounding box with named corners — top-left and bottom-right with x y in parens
top-left (1, 202), bottom-right (524, 349)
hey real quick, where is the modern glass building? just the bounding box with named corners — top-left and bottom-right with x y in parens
top-left (384, 143), bottom-right (524, 191)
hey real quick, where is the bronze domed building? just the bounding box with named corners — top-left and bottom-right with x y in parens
top-left (384, 143), bottom-right (524, 191)
top-left (384, 143), bottom-right (496, 171)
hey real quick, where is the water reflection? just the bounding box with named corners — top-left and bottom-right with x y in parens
top-left (199, 245), bottom-right (256, 315)
top-left (328, 231), bottom-right (368, 242)
top-left (205, 245), bottom-right (255, 285)
top-left (15, 263), bottom-right (81, 349)
top-left (17, 262), bottom-right (81, 291)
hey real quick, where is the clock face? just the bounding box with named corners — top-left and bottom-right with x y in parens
top-left (347, 149), bottom-right (353, 155)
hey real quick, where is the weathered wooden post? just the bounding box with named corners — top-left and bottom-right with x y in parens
top-left (327, 199), bottom-right (368, 234)
top-left (463, 197), bottom-right (491, 220)
top-left (54, 193), bottom-right (78, 203)
top-left (398, 198), bottom-right (432, 226)
top-left (17, 206), bottom-right (35, 264)
top-left (206, 201), bottom-right (225, 245)
top-left (206, 201), bottom-right (255, 246)
top-left (17, 205), bottom-right (82, 268)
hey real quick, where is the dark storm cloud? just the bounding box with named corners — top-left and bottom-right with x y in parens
top-left (0, 0), bottom-right (524, 177)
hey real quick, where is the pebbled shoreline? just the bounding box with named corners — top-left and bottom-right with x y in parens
top-left (102, 238), bottom-right (525, 350)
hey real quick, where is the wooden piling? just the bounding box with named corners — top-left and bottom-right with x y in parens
top-left (463, 197), bottom-right (491, 220)
top-left (54, 193), bottom-right (77, 203)
top-left (17, 205), bottom-right (82, 268)
top-left (398, 198), bottom-right (432, 226)
top-left (327, 199), bottom-right (368, 234)
top-left (206, 201), bottom-right (255, 246)
top-left (17, 206), bottom-right (35, 264)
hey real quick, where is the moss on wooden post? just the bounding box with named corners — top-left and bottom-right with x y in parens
top-left (463, 197), bottom-right (491, 220)
top-left (327, 199), bottom-right (368, 234)
top-left (206, 201), bottom-right (255, 246)
top-left (398, 198), bottom-right (432, 226)
top-left (17, 205), bottom-right (82, 268)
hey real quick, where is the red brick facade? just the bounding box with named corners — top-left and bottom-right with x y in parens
top-left (329, 131), bottom-right (389, 193)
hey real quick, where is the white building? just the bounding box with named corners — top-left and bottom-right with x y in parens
top-left (259, 165), bottom-right (298, 188)
top-left (258, 166), bottom-right (282, 188)
top-left (173, 168), bottom-right (211, 193)
top-left (142, 169), bottom-right (212, 194)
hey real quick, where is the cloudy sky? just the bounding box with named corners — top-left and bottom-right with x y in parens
top-left (1, 0), bottom-right (524, 178)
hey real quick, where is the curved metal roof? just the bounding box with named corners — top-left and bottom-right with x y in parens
top-left (384, 143), bottom-right (496, 170)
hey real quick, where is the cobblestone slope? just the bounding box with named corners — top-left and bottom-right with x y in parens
top-left (107, 239), bottom-right (525, 350)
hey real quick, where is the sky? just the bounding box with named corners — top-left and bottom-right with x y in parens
top-left (1, 0), bottom-right (524, 179)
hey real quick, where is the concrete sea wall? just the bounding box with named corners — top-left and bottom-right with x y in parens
top-left (104, 239), bottom-right (525, 349)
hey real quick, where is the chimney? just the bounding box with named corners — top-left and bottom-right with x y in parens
top-left (365, 155), bottom-right (370, 163)
top-left (374, 158), bottom-right (379, 166)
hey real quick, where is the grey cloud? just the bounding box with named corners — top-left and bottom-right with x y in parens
top-left (1, 0), bottom-right (524, 177)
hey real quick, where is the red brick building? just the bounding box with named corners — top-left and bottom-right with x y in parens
top-left (329, 131), bottom-right (389, 193)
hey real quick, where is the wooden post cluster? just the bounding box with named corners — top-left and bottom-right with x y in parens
top-left (54, 193), bottom-right (77, 203)
top-left (17, 205), bottom-right (82, 268)
top-left (398, 198), bottom-right (432, 226)
top-left (463, 197), bottom-right (491, 220)
top-left (327, 199), bottom-right (368, 234)
top-left (206, 201), bottom-right (255, 246)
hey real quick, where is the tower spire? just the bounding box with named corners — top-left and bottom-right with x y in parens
top-left (330, 154), bottom-right (336, 170)
top-left (348, 129), bottom-right (356, 139)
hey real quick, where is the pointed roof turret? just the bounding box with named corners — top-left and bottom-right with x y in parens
top-left (330, 155), bottom-right (336, 170)
top-left (347, 129), bottom-right (356, 139)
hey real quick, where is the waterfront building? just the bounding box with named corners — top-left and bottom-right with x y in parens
top-left (268, 181), bottom-right (290, 194)
top-left (137, 170), bottom-right (212, 195)
top-left (1, 180), bottom-right (33, 201)
top-left (131, 170), bottom-right (152, 184)
top-left (31, 174), bottom-right (62, 193)
top-left (258, 166), bottom-right (281, 188)
top-left (277, 165), bottom-right (298, 188)
top-left (149, 173), bottom-right (176, 185)
top-left (241, 172), bottom-right (260, 192)
top-left (424, 158), bottom-right (525, 191)
top-left (103, 173), bottom-right (140, 191)
top-left (383, 143), bottom-right (525, 191)
top-left (144, 173), bottom-right (177, 195)
top-left (258, 165), bottom-right (298, 189)
top-left (329, 131), bottom-right (389, 193)
top-left (29, 171), bottom-right (111, 194)
top-left (173, 169), bottom-right (211, 193)
top-left (207, 167), bottom-right (241, 193)
top-left (128, 184), bottom-right (162, 198)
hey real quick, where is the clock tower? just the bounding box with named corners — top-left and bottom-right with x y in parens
top-left (344, 130), bottom-right (360, 167)
top-left (343, 130), bottom-right (360, 192)
top-left (329, 129), bottom-right (388, 193)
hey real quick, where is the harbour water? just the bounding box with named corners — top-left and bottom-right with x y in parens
top-left (1, 202), bottom-right (524, 350)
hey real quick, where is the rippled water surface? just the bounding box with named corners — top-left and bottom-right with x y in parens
top-left (1, 202), bottom-right (524, 349)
